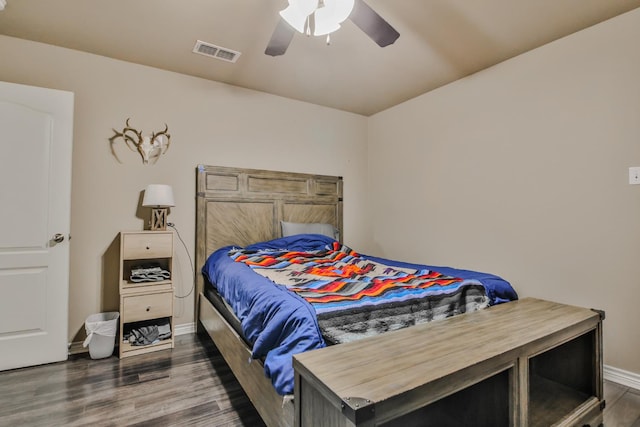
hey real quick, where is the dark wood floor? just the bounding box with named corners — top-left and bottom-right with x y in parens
top-left (1, 332), bottom-right (638, 426)
top-left (604, 380), bottom-right (640, 427)
top-left (0, 333), bottom-right (265, 427)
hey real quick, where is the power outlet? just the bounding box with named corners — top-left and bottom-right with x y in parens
top-left (629, 167), bottom-right (640, 185)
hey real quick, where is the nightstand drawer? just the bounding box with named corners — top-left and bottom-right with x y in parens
top-left (122, 291), bottom-right (172, 322)
top-left (122, 233), bottom-right (172, 259)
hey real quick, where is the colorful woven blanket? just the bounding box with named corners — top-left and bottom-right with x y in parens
top-left (230, 242), bottom-right (489, 344)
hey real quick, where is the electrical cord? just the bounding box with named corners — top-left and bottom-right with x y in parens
top-left (167, 223), bottom-right (195, 299)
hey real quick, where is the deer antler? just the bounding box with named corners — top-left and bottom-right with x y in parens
top-left (109, 119), bottom-right (171, 164)
top-left (150, 123), bottom-right (171, 155)
top-left (113, 118), bottom-right (143, 152)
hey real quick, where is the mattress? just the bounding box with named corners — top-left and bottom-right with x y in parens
top-left (203, 284), bottom-right (246, 345)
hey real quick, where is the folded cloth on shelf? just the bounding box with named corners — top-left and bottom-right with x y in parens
top-left (127, 325), bottom-right (159, 346)
top-left (130, 265), bottom-right (171, 282)
top-left (124, 318), bottom-right (172, 346)
top-left (158, 321), bottom-right (172, 341)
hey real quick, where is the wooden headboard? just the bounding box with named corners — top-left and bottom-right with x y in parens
top-left (195, 165), bottom-right (343, 301)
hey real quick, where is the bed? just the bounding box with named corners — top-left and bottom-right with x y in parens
top-left (195, 165), bottom-right (527, 426)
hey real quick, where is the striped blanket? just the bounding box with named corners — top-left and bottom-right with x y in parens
top-left (230, 242), bottom-right (489, 344)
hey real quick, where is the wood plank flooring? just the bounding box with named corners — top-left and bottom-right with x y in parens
top-left (604, 380), bottom-right (640, 427)
top-left (0, 333), bottom-right (265, 427)
top-left (0, 332), bottom-right (638, 426)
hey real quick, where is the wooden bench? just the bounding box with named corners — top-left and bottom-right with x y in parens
top-left (293, 297), bottom-right (604, 427)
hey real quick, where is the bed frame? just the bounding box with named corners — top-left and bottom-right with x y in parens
top-left (195, 164), bottom-right (343, 427)
top-left (195, 165), bottom-right (604, 427)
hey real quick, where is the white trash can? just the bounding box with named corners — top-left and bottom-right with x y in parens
top-left (83, 312), bottom-right (119, 359)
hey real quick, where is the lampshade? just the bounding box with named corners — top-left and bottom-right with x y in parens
top-left (142, 184), bottom-right (175, 207)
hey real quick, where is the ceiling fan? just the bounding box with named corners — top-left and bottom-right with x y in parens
top-left (265, 0), bottom-right (400, 56)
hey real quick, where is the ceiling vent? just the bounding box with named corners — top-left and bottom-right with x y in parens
top-left (193, 40), bottom-right (241, 63)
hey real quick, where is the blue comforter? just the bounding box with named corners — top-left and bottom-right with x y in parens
top-left (201, 234), bottom-right (518, 395)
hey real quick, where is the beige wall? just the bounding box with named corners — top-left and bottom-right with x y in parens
top-left (2, 8), bottom-right (639, 378)
top-left (369, 9), bottom-right (640, 375)
top-left (0, 35), bottom-right (370, 342)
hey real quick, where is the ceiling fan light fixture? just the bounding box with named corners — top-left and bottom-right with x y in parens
top-left (313, 20), bottom-right (340, 37)
top-left (279, 0), bottom-right (318, 33)
top-left (280, 0), bottom-right (354, 37)
top-left (313, 0), bottom-right (354, 35)
top-left (266, 0), bottom-right (398, 57)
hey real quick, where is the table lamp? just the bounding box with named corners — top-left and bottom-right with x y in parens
top-left (142, 184), bottom-right (175, 231)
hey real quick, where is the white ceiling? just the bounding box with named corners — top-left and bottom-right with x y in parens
top-left (1, 0), bottom-right (639, 116)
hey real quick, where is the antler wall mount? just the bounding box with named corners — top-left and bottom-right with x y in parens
top-left (109, 118), bottom-right (171, 164)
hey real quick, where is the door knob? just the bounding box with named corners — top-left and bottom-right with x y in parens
top-left (51, 233), bottom-right (65, 244)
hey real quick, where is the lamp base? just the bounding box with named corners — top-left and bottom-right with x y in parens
top-left (150, 208), bottom-right (168, 231)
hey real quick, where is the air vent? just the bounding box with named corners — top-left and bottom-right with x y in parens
top-left (193, 40), bottom-right (241, 63)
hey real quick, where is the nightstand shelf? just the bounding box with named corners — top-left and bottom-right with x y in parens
top-left (118, 231), bottom-right (175, 358)
top-left (119, 336), bottom-right (174, 357)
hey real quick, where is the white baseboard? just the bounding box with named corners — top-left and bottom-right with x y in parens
top-left (68, 322), bottom-right (196, 356)
top-left (68, 340), bottom-right (86, 355)
top-left (174, 322), bottom-right (195, 336)
top-left (604, 365), bottom-right (640, 391)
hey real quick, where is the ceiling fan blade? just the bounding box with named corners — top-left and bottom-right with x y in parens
top-left (350, 0), bottom-right (400, 47)
top-left (265, 18), bottom-right (296, 56)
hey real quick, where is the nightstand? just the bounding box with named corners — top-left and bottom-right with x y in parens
top-left (118, 231), bottom-right (175, 358)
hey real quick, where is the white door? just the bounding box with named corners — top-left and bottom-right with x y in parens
top-left (0, 81), bottom-right (73, 370)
